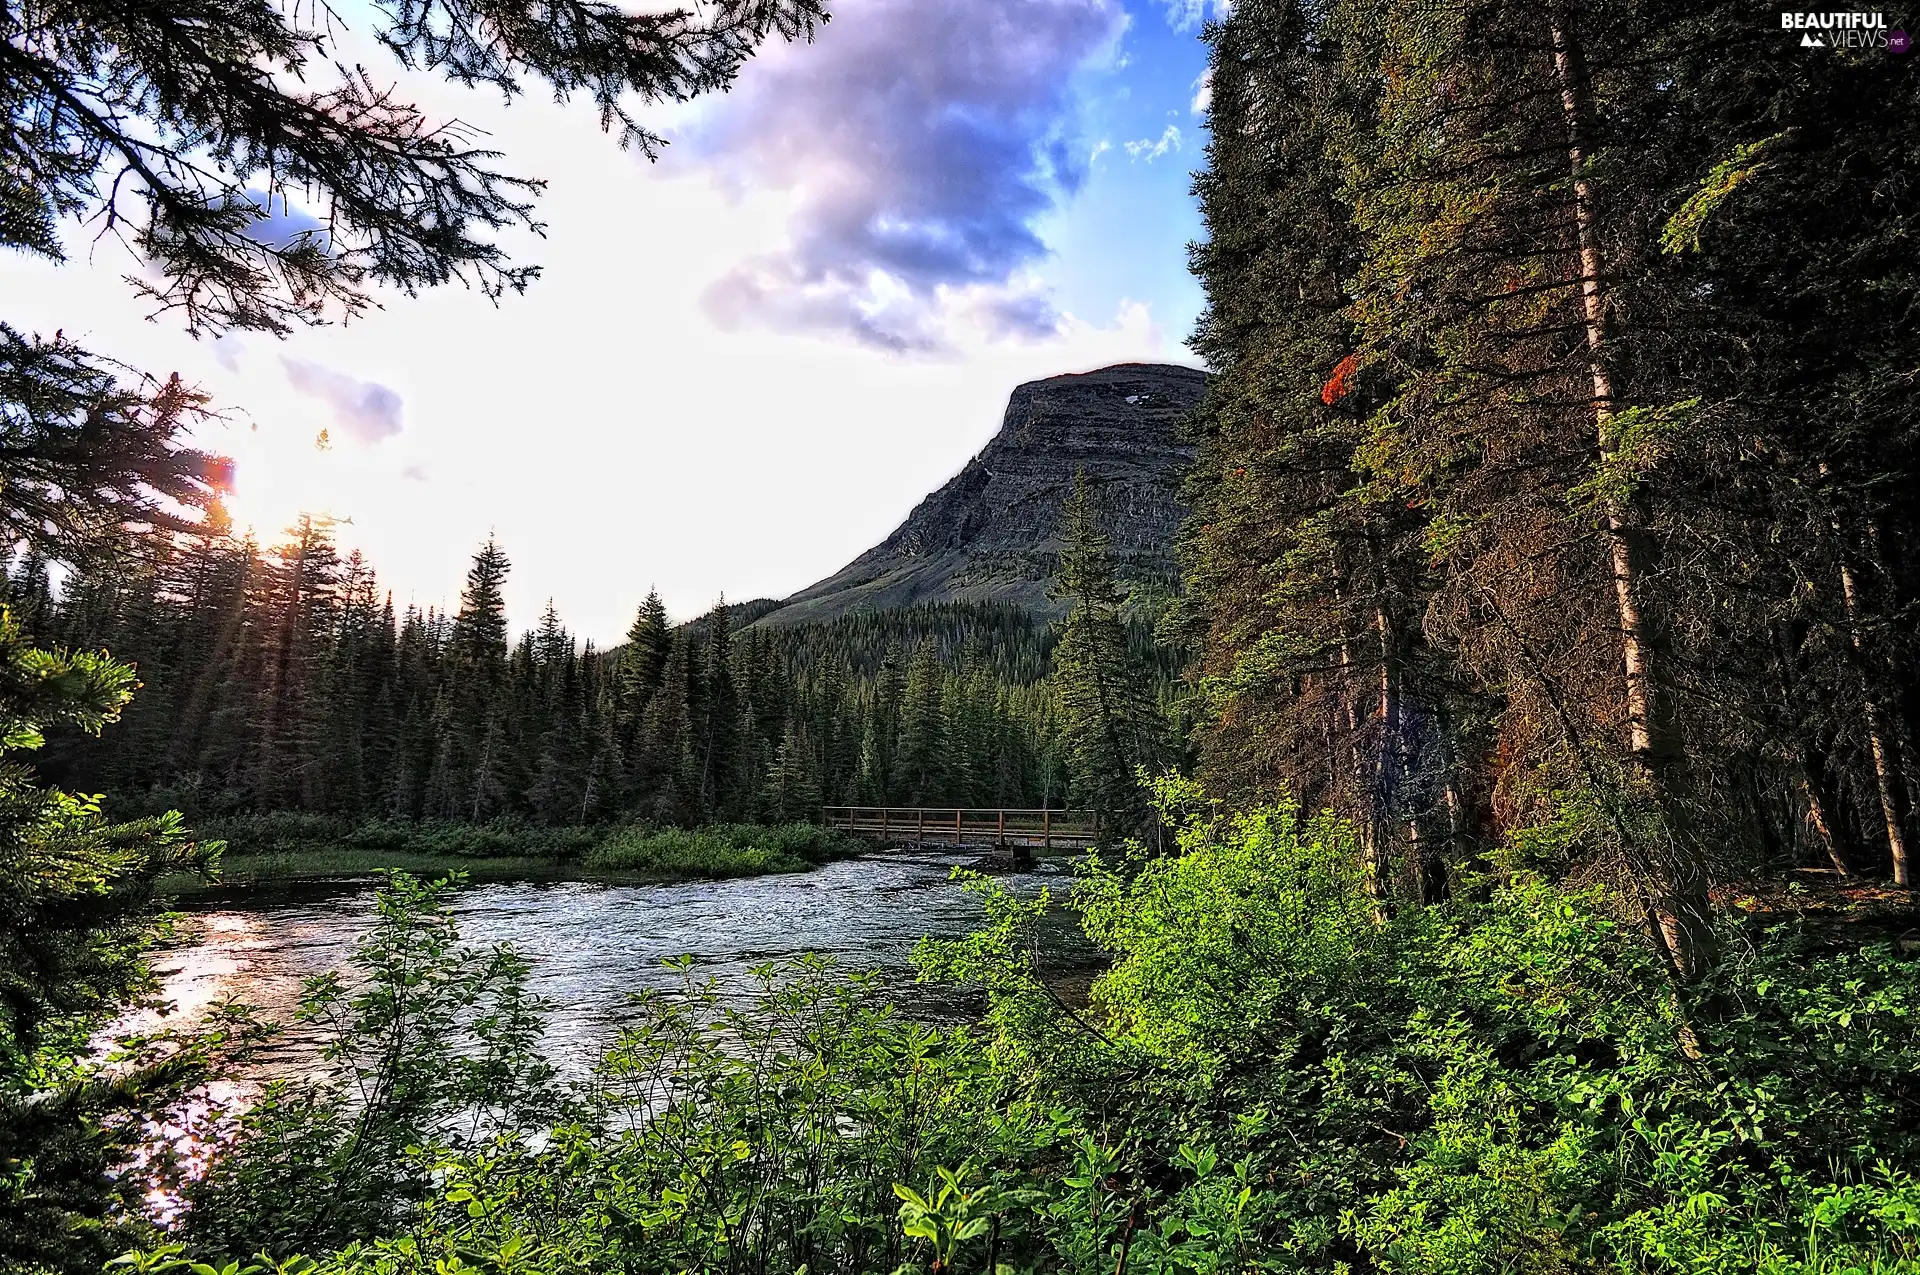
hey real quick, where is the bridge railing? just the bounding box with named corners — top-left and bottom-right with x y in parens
top-left (822, 806), bottom-right (1100, 849)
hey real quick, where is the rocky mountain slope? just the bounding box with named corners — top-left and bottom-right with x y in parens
top-left (751, 362), bottom-right (1206, 628)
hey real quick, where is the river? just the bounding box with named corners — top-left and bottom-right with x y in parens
top-left (150, 848), bottom-right (1096, 1080)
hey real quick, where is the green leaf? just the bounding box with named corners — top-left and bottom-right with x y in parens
top-left (1661, 133), bottom-right (1788, 254)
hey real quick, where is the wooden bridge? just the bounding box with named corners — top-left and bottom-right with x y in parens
top-left (823, 807), bottom-right (1100, 854)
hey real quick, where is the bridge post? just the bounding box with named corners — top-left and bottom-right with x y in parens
top-left (1043, 808), bottom-right (1052, 852)
top-left (916, 809), bottom-right (924, 847)
top-left (880, 808), bottom-right (887, 842)
top-left (955, 809), bottom-right (963, 844)
top-left (996, 808), bottom-right (1005, 848)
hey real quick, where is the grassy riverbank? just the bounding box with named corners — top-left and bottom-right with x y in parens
top-left (170, 813), bottom-right (862, 894)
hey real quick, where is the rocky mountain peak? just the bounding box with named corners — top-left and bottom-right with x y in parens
top-left (752, 362), bottom-right (1207, 627)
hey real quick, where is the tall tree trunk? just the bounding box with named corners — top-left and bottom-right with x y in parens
top-left (1815, 466), bottom-right (1909, 885)
top-left (1333, 575), bottom-right (1387, 904)
top-left (1431, 704), bottom-right (1469, 900)
top-left (1795, 765), bottom-right (1850, 875)
top-left (1833, 526), bottom-right (1910, 885)
top-left (1551, 10), bottom-right (1714, 976)
top-left (1771, 621), bottom-right (1854, 875)
top-left (1366, 524), bottom-right (1405, 841)
top-left (1862, 518), bottom-right (1920, 882)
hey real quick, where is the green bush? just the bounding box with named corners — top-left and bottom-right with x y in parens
top-left (122, 784), bottom-right (1920, 1275)
top-left (583, 822), bottom-right (858, 877)
top-left (920, 773), bottom-right (1920, 1274)
top-left (195, 815), bottom-right (854, 878)
top-left (197, 812), bottom-right (601, 862)
top-left (176, 873), bottom-right (560, 1258)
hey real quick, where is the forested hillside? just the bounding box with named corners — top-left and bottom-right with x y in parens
top-left (6, 522), bottom-right (1180, 825)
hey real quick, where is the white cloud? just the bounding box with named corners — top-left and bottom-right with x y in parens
top-left (1125, 125), bottom-right (1183, 162)
top-left (1190, 67), bottom-right (1214, 115)
top-left (281, 357), bottom-right (404, 444)
top-left (213, 333), bottom-right (246, 372)
top-left (682, 0), bottom-right (1125, 352)
top-left (1158, 0), bottom-right (1232, 32)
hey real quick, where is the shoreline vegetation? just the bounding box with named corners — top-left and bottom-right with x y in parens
top-left (146, 807), bottom-right (1920, 1275)
top-left (164, 815), bottom-right (866, 894)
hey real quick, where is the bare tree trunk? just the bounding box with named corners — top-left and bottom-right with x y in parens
top-left (1814, 467), bottom-right (1909, 885)
top-left (1331, 574), bottom-right (1387, 903)
top-left (1376, 603), bottom-right (1399, 895)
top-left (1864, 517), bottom-right (1920, 882)
top-left (1433, 708), bottom-right (1469, 899)
top-left (1340, 632), bottom-right (1387, 902)
top-left (1772, 622), bottom-right (1854, 875)
top-left (1795, 765), bottom-right (1850, 875)
top-left (1836, 539), bottom-right (1910, 885)
top-left (1552, 10), bottom-right (1714, 976)
top-left (1552, 17), bottom-right (1656, 769)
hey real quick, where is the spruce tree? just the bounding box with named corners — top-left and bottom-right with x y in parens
top-left (635, 635), bottom-right (699, 822)
top-left (0, 609), bottom-right (219, 1269)
top-left (447, 540), bottom-right (512, 820)
top-left (618, 590), bottom-right (672, 728)
top-left (895, 641), bottom-right (948, 805)
top-left (697, 598), bottom-right (738, 818)
top-left (451, 540), bottom-right (512, 670)
top-left (243, 517), bottom-right (342, 809)
top-left (1051, 472), bottom-right (1160, 837)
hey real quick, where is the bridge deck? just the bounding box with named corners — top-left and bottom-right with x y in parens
top-left (823, 806), bottom-right (1099, 851)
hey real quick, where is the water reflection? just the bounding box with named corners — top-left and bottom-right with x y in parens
top-left (153, 849), bottom-right (1095, 1080)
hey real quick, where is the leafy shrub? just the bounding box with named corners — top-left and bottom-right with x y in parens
top-left (584, 822), bottom-right (857, 877)
top-left (156, 874), bottom-right (1009, 1273)
top-left (197, 813), bottom-right (602, 862)
top-left (127, 784), bottom-right (1920, 1275)
top-left (922, 774), bottom-right (1920, 1274)
top-left (178, 873), bottom-right (560, 1258)
top-left (704, 820), bottom-right (858, 863)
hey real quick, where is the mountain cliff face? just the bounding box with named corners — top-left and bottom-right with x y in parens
top-left (753, 362), bottom-right (1207, 628)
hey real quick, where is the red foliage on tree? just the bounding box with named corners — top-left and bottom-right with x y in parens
top-left (1321, 353), bottom-right (1359, 405)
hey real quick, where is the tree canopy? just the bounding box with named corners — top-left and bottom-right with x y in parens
top-left (2, 0), bottom-right (827, 333)
top-left (2, 0), bottom-right (827, 561)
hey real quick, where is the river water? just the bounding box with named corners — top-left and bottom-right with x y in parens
top-left (150, 848), bottom-right (1094, 1080)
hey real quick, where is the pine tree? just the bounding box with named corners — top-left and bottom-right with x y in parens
top-left (447, 539), bottom-right (513, 821)
top-left (617, 589), bottom-right (672, 731)
top-left (451, 540), bottom-right (512, 670)
top-left (895, 641), bottom-right (947, 805)
top-left (244, 517), bottom-right (342, 809)
top-left (0, 608), bottom-right (219, 1269)
top-left (3, 550), bottom-right (55, 638)
top-left (697, 598), bottom-right (738, 818)
top-left (764, 723), bottom-right (822, 823)
top-left (577, 659), bottom-right (623, 824)
top-left (1052, 472), bottom-right (1161, 836)
top-left (635, 635), bottom-right (699, 822)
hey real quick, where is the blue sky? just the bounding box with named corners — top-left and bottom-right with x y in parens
top-left (1, 0), bottom-right (1221, 641)
top-left (1048, 7), bottom-right (1213, 339)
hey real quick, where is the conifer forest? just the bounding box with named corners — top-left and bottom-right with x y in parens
top-left (7, 526), bottom-right (1129, 827)
top-left (4, 1), bottom-right (1920, 1273)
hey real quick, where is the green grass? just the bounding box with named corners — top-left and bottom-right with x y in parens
top-left (190, 812), bottom-right (604, 861)
top-left (164, 815), bottom-right (863, 894)
top-left (583, 823), bottom-right (861, 879)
